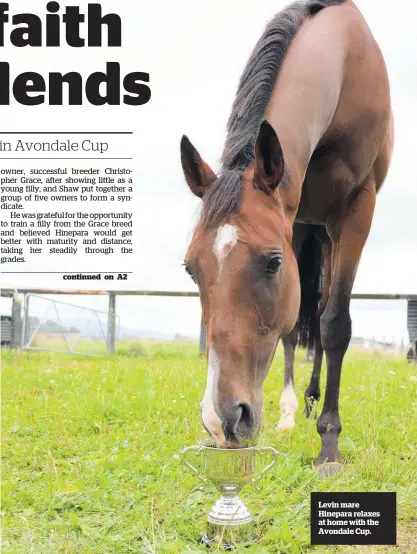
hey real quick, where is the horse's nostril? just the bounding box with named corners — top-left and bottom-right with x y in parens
top-left (223, 402), bottom-right (255, 441)
top-left (236, 403), bottom-right (254, 434)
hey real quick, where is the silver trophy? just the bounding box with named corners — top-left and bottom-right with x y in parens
top-left (180, 440), bottom-right (278, 548)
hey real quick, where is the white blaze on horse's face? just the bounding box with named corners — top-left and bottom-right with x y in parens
top-left (200, 224), bottom-right (239, 443)
top-left (213, 224), bottom-right (238, 268)
top-left (201, 347), bottom-right (225, 444)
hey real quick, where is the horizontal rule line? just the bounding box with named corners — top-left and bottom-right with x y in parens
top-left (0, 132), bottom-right (133, 135)
top-left (0, 158), bottom-right (133, 160)
top-left (2, 271), bottom-right (133, 275)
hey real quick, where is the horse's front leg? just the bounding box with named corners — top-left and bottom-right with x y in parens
top-left (305, 231), bottom-right (331, 418)
top-left (277, 224), bottom-right (311, 430)
top-left (316, 177), bottom-right (376, 476)
top-left (278, 327), bottom-right (299, 429)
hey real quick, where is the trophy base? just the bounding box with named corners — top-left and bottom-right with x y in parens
top-left (201, 495), bottom-right (256, 549)
top-left (201, 529), bottom-right (256, 550)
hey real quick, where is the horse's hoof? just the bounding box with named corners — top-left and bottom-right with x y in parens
top-left (304, 397), bottom-right (319, 419)
top-left (277, 414), bottom-right (295, 430)
top-left (304, 407), bottom-right (317, 420)
top-left (315, 462), bottom-right (344, 477)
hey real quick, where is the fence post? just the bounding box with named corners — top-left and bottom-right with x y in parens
top-left (21, 294), bottom-right (30, 348)
top-left (199, 316), bottom-right (206, 356)
top-left (11, 294), bottom-right (22, 349)
top-left (107, 293), bottom-right (116, 354)
top-left (407, 299), bottom-right (417, 362)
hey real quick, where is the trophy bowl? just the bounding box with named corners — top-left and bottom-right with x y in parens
top-left (180, 440), bottom-right (278, 549)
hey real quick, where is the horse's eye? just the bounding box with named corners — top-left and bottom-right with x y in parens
top-left (265, 255), bottom-right (282, 275)
top-left (184, 263), bottom-right (196, 283)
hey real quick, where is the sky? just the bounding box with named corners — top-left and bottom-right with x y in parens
top-left (0, 0), bottom-right (416, 344)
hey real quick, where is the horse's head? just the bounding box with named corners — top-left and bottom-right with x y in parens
top-left (181, 121), bottom-right (300, 446)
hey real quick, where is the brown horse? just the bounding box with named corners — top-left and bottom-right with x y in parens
top-left (180, 0), bottom-right (393, 474)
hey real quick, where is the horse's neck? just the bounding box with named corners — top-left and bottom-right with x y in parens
top-left (265, 9), bottom-right (348, 198)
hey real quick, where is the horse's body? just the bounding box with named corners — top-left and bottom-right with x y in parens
top-left (181, 0), bottom-right (393, 473)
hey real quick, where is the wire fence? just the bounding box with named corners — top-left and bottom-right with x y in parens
top-left (1, 288), bottom-right (416, 361)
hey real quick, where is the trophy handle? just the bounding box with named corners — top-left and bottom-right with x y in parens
top-left (180, 446), bottom-right (208, 483)
top-left (252, 446), bottom-right (278, 483)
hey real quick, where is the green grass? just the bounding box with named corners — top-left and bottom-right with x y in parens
top-left (1, 344), bottom-right (417, 553)
top-left (28, 334), bottom-right (153, 357)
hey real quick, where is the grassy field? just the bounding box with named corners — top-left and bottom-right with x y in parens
top-left (1, 343), bottom-right (416, 554)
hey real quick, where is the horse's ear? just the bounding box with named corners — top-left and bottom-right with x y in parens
top-left (254, 121), bottom-right (285, 194)
top-left (180, 136), bottom-right (216, 198)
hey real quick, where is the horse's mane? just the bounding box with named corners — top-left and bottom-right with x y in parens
top-left (201, 0), bottom-right (346, 230)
